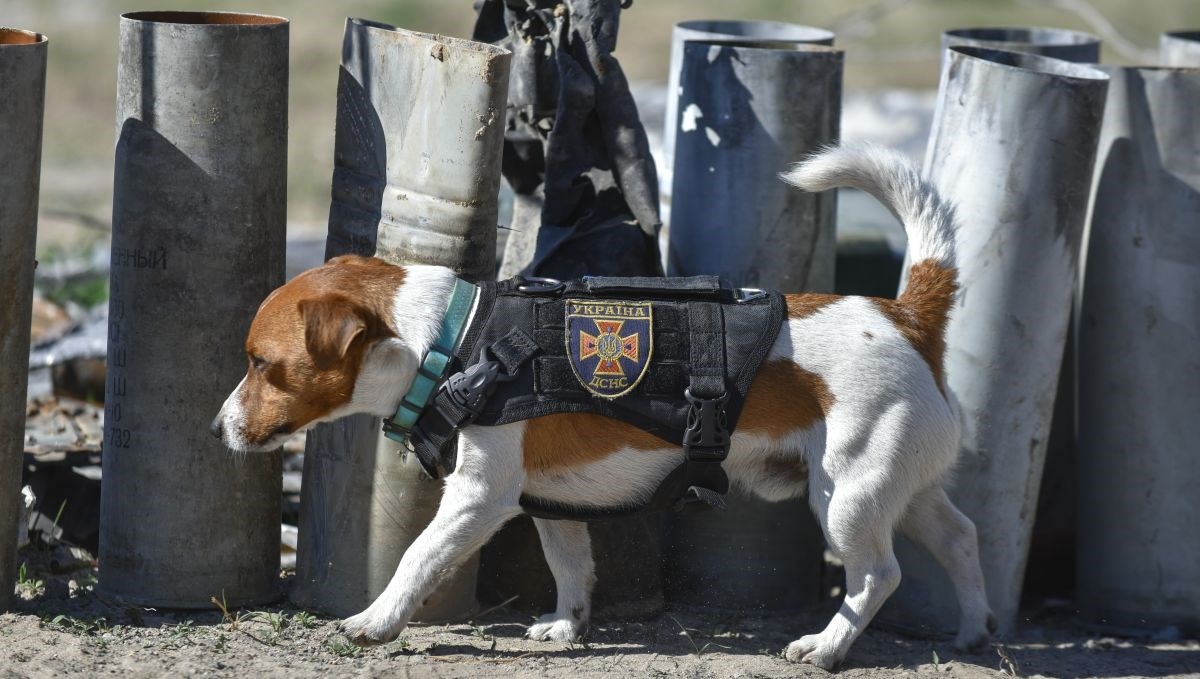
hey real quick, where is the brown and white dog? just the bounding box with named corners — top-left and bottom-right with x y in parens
top-left (212, 145), bottom-right (994, 670)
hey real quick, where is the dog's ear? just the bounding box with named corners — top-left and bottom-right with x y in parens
top-left (297, 295), bottom-right (367, 370)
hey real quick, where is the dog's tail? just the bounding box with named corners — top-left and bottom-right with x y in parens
top-left (782, 143), bottom-right (959, 378)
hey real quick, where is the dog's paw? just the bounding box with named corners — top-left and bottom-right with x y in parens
top-left (526, 613), bottom-right (586, 643)
top-left (784, 633), bottom-right (843, 672)
top-left (954, 612), bottom-right (998, 653)
top-left (338, 609), bottom-right (403, 647)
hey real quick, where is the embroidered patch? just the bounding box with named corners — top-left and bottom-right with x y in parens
top-left (566, 300), bottom-right (653, 399)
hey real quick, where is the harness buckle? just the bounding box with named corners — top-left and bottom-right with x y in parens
top-left (442, 344), bottom-right (519, 421)
top-left (682, 388), bottom-right (730, 460)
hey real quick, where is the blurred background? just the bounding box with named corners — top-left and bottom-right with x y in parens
top-left (5, 0), bottom-right (1199, 284)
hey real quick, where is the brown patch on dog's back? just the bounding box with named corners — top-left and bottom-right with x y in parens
top-left (785, 293), bottom-right (839, 319)
top-left (739, 360), bottom-right (833, 439)
top-left (523, 359), bottom-right (832, 472)
top-left (523, 413), bottom-right (669, 472)
top-left (873, 261), bottom-right (958, 394)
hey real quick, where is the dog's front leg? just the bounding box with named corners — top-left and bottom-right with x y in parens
top-left (340, 425), bottom-right (524, 645)
top-left (527, 519), bottom-right (595, 642)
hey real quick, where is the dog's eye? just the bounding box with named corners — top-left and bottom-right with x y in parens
top-left (250, 355), bottom-right (269, 372)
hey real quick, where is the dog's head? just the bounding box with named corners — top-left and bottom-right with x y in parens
top-left (211, 256), bottom-right (406, 452)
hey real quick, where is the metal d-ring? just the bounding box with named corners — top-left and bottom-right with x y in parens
top-left (516, 276), bottom-right (565, 295)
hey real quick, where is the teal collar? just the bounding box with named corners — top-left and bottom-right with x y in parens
top-left (382, 277), bottom-right (478, 444)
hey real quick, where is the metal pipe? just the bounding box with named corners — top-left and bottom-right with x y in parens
top-left (1076, 64), bottom-right (1200, 633)
top-left (292, 18), bottom-right (510, 621)
top-left (942, 27), bottom-right (1100, 62)
top-left (1161, 31), bottom-right (1200, 67)
top-left (938, 27), bottom-right (1097, 607)
top-left (664, 40), bottom-right (842, 610)
top-left (883, 46), bottom-right (1108, 635)
top-left (98, 11), bottom-right (288, 608)
top-left (0, 27), bottom-right (47, 610)
top-left (661, 21), bottom-right (833, 267)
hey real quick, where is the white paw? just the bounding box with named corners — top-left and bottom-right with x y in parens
top-left (526, 613), bottom-right (586, 642)
top-left (784, 633), bottom-right (843, 671)
top-left (954, 611), bottom-right (998, 652)
top-left (339, 607), bottom-right (404, 646)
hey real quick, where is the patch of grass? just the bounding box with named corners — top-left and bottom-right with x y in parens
top-left (326, 636), bottom-right (363, 658)
top-left (43, 614), bottom-right (109, 636)
top-left (16, 562), bottom-right (45, 596)
top-left (164, 620), bottom-right (196, 648)
top-left (211, 590), bottom-right (253, 632)
top-left (292, 611), bottom-right (318, 629)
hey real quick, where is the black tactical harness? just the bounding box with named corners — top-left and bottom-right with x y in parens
top-left (387, 275), bottom-right (785, 521)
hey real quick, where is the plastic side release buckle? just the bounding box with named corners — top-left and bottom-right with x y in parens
top-left (682, 388), bottom-right (730, 460)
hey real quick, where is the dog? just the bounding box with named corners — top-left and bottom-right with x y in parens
top-left (212, 144), bottom-right (994, 670)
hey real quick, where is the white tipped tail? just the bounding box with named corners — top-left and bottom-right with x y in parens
top-left (782, 143), bottom-right (957, 270)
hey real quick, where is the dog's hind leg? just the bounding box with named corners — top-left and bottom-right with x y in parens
top-left (340, 425), bottom-right (525, 645)
top-left (785, 484), bottom-right (903, 670)
top-left (899, 485), bottom-right (996, 650)
top-left (526, 519), bottom-right (595, 642)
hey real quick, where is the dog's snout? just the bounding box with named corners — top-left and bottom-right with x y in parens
top-left (209, 416), bottom-right (223, 440)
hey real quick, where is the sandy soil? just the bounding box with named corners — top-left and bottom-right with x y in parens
top-left (3, 547), bottom-right (1198, 679)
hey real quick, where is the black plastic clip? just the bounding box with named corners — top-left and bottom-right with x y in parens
top-left (440, 344), bottom-right (518, 423)
top-left (682, 388), bottom-right (730, 459)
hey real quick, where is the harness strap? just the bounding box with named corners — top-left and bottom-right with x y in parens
top-left (409, 327), bottom-right (540, 479)
top-left (681, 300), bottom-right (731, 501)
top-left (382, 278), bottom-right (478, 445)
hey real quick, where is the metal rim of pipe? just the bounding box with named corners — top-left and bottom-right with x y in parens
top-left (0, 24), bottom-right (47, 612)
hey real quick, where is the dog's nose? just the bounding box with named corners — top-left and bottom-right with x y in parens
top-left (209, 417), bottom-right (223, 440)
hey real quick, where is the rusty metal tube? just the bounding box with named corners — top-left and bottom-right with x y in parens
top-left (882, 46), bottom-right (1108, 635)
top-left (1076, 64), bottom-right (1200, 633)
top-left (1161, 31), bottom-right (1200, 67)
top-left (0, 27), bottom-right (47, 609)
top-left (98, 11), bottom-right (288, 608)
top-left (292, 18), bottom-right (510, 621)
top-left (664, 40), bottom-right (842, 611)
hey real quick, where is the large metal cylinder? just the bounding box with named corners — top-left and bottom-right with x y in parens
top-left (661, 20), bottom-right (833, 251)
top-left (882, 46), bottom-right (1108, 635)
top-left (98, 11), bottom-right (288, 608)
top-left (1161, 31), bottom-right (1200, 67)
top-left (1076, 65), bottom-right (1200, 633)
top-left (664, 40), bottom-right (842, 610)
top-left (0, 27), bottom-right (47, 609)
top-left (292, 19), bottom-right (510, 621)
top-left (942, 27), bottom-right (1100, 63)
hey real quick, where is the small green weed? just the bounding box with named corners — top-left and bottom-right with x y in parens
top-left (292, 611), bottom-right (318, 629)
top-left (326, 636), bottom-right (363, 658)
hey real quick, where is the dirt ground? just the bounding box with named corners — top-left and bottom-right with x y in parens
top-left (3, 548), bottom-right (1198, 679)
